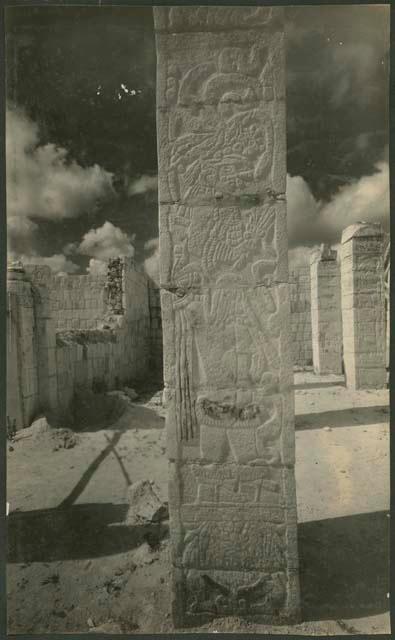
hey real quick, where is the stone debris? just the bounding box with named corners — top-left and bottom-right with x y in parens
top-left (123, 387), bottom-right (139, 401)
top-left (51, 429), bottom-right (78, 451)
top-left (107, 389), bottom-right (133, 405)
top-left (132, 542), bottom-right (160, 566)
top-left (125, 480), bottom-right (168, 525)
top-left (14, 416), bottom-right (51, 442)
top-left (89, 621), bottom-right (123, 633)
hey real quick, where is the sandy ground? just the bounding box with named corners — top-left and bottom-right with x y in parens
top-left (7, 371), bottom-right (390, 635)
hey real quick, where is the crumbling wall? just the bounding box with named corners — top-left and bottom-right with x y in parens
top-left (289, 266), bottom-right (313, 367)
top-left (8, 257), bottom-right (155, 428)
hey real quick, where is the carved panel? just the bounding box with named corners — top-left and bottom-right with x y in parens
top-left (160, 203), bottom-right (287, 288)
top-left (156, 28), bottom-right (284, 106)
top-left (155, 7), bottom-right (278, 32)
top-left (182, 521), bottom-right (285, 571)
top-left (157, 103), bottom-right (285, 203)
top-left (181, 568), bottom-right (288, 620)
top-left (161, 285), bottom-right (293, 394)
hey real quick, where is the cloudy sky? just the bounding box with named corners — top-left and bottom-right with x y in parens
top-left (5, 4), bottom-right (390, 276)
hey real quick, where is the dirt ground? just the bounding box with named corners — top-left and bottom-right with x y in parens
top-left (7, 370), bottom-right (390, 635)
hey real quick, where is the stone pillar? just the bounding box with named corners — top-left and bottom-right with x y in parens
top-left (340, 223), bottom-right (386, 389)
top-left (310, 244), bottom-right (342, 375)
top-left (7, 262), bottom-right (40, 429)
top-left (155, 6), bottom-right (299, 627)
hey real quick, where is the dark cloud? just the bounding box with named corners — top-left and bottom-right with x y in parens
top-left (5, 5), bottom-right (390, 270)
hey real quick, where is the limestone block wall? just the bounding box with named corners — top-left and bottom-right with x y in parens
top-left (7, 257), bottom-right (155, 429)
top-left (289, 266), bottom-right (312, 367)
top-left (53, 259), bottom-right (151, 417)
top-left (26, 265), bottom-right (108, 331)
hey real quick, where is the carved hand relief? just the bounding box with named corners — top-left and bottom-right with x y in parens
top-left (185, 570), bottom-right (286, 618)
top-left (161, 204), bottom-right (281, 288)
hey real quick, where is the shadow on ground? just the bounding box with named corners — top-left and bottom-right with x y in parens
top-left (8, 503), bottom-right (169, 563)
top-left (294, 381), bottom-right (345, 390)
top-left (299, 510), bottom-right (389, 620)
top-left (66, 389), bottom-right (164, 433)
top-left (296, 405), bottom-right (389, 430)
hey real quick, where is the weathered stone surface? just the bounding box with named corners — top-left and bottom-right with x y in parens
top-left (310, 245), bottom-right (342, 375)
top-left (125, 480), bottom-right (168, 525)
top-left (340, 223), bottom-right (386, 389)
top-left (155, 6), bottom-right (299, 627)
top-left (159, 202), bottom-right (288, 288)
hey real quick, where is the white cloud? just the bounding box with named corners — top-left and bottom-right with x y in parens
top-left (286, 174), bottom-right (321, 246)
top-left (320, 161), bottom-right (389, 235)
top-left (143, 237), bottom-right (159, 285)
top-left (86, 258), bottom-right (108, 275)
top-left (6, 107), bottom-right (115, 253)
top-left (286, 160), bottom-right (389, 248)
top-left (78, 221), bottom-right (135, 260)
top-left (128, 174), bottom-right (158, 196)
top-left (288, 245), bottom-right (318, 270)
top-left (17, 253), bottom-right (79, 274)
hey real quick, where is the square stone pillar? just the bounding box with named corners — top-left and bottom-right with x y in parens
top-left (310, 244), bottom-right (342, 375)
top-left (154, 6), bottom-right (299, 627)
top-left (340, 223), bottom-right (386, 389)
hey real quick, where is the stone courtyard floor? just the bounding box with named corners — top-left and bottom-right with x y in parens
top-left (7, 370), bottom-right (390, 634)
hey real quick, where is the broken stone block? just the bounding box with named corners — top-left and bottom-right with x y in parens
top-left (125, 480), bottom-right (168, 524)
top-left (123, 387), bottom-right (139, 401)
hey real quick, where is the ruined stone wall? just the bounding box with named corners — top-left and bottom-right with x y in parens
top-left (289, 266), bottom-right (312, 367)
top-left (54, 259), bottom-right (151, 417)
top-left (7, 258), bottom-right (154, 428)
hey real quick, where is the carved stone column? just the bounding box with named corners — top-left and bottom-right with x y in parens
top-left (154, 6), bottom-right (300, 626)
top-left (340, 223), bottom-right (386, 389)
top-left (310, 244), bottom-right (342, 375)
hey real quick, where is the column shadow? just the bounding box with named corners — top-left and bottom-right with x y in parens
top-left (294, 381), bottom-right (346, 390)
top-left (296, 405), bottom-right (389, 430)
top-left (8, 503), bottom-right (169, 563)
top-left (298, 510), bottom-right (389, 620)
